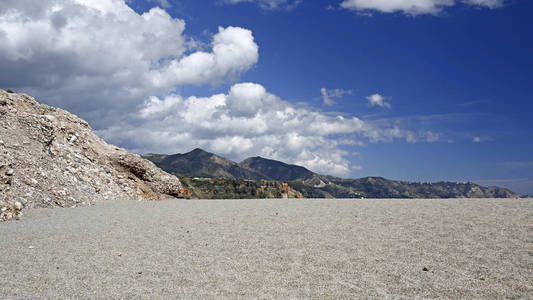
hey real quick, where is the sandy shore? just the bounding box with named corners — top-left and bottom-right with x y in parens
top-left (0, 198), bottom-right (531, 298)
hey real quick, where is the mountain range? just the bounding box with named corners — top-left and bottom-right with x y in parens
top-left (143, 148), bottom-right (519, 199)
top-left (143, 149), bottom-right (315, 181)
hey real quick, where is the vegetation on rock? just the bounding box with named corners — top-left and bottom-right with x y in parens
top-left (177, 175), bottom-right (301, 199)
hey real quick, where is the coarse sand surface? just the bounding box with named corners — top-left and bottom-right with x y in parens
top-left (0, 198), bottom-right (532, 299)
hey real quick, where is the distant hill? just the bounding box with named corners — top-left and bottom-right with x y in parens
top-left (290, 176), bottom-right (518, 199)
top-left (143, 148), bottom-right (265, 180)
top-left (239, 157), bottom-right (315, 181)
top-left (144, 148), bottom-right (519, 199)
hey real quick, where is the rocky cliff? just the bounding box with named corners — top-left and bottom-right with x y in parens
top-left (0, 90), bottom-right (186, 221)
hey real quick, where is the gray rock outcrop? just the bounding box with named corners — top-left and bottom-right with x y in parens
top-left (0, 90), bottom-right (186, 221)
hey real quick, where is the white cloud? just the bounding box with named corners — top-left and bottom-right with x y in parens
top-left (320, 88), bottom-right (352, 106)
top-left (99, 82), bottom-right (427, 176)
top-left (149, 26), bottom-right (259, 87)
top-left (339, 0), bottom-right (503, 15)
top-left (406, 131), bottom-right (440, 143)
top-left (462, 0), bottom-right (502, 8)
top-left (0, 0), bottom-right (258, 126)
top-left (221, 0), bottom-right (302, 10)
top-left (472, 136), bottom-right (496, 143)
top-left (0, 0), bottom-right (440, 178)
top-left (366, 93), bottom-right (391, 108)
top-left (149, 0), bottom-right (172, 8)
top-left (424, 131), bottom-right (440, 142)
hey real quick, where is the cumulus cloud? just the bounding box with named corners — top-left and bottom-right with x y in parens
top-left (366, 93), bottom-right (391, 108)
top-left (473, 136), bottom-right (481, 143)
top-left (149, 26), bottom-right (258, 88)
top-left (99, 82), bottom-right (425, 176)
top-left (221, 0), bottom-right (302, 10)
top-left (0, 0), bottom-right (439, 178)
top-left (339, 0), bottom-right (503, 15)
top-left (320, 88), bottom-right (352, 106)
top-left (0, 0), bottom-right (258, 126)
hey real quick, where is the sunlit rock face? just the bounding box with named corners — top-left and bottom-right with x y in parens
top-left (0, 90), bottom-right (186, 221)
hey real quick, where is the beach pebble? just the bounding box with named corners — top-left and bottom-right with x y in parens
top-left (14, 201), bottom-right (23, 210)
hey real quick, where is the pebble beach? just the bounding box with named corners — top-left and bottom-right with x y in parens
top-left (1, 198), bottom-right (531, 298)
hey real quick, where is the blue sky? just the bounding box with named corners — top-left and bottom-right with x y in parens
top-left (1, 0), bottom-right (532, 194)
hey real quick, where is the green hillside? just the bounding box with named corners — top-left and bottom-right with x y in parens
top-left (144, 149), bottom-right (519, 199)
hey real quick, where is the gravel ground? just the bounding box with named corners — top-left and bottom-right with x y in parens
top-left (0, 198), bottom-right (531, 299)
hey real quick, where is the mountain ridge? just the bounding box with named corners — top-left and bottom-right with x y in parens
top-left (143, 148), bottom-right (519, 199)
top-left (144, 148), bottom-right (266, 180)
top-left (239, 156), bottom-right (316, 181)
